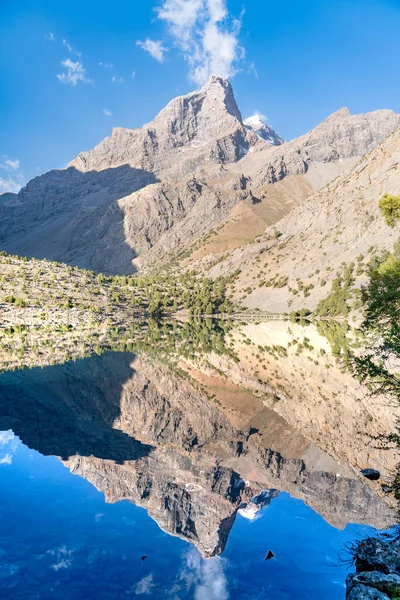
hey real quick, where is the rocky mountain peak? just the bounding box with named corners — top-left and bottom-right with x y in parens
top-left (69, 76), bottom-right (250, 177)
top-left (202, 74), bottom-right (243, 120)
top-left (148, 74), bottom-right (244, 147)
top-left (323, 106), bottom-right (351, 122)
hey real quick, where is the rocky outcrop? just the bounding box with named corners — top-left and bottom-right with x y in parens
top-left (346, 535), bottom-right (400, 599)
top-left (235, 107), bottom-right (400, 189)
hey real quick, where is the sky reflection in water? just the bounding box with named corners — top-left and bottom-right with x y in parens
top-left (0, 430), bottom-right (378, 600)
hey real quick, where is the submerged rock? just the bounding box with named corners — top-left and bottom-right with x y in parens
top-left (361, 469), bottom-right (381, 481)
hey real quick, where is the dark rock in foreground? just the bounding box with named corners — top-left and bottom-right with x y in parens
top-left (346, 534), bottom-right (400, 599)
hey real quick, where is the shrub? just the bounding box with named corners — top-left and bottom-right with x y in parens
top-left (379, 193), bottom-right (400, 227)
top-left (14, 297), bottom-right (27, 308)
top-left (316, 263), bottom-right (355, 317)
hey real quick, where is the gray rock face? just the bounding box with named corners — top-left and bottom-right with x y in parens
top-left (0, 192), bottom-right (18, 206)
top-left (69, 75), bottom-right (251, 178)
top-left (211, 128), bottom-right (400, 314)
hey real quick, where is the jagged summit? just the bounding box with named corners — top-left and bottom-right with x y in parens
top-left (176, 74), bottom-right (243, 121)
top-left (323, 106), bottom-right (351, 122)
top-left (69, 75), bottom-right (251, 177)
top-left (244, 114), bottom-right (283, 146)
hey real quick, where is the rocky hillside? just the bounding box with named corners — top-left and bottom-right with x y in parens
top-left (0, 77), bottom-right (399, 276)
top-left (203, 129), bottom-right (400, 314)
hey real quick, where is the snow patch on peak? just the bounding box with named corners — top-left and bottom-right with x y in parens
top-left (244, 114), bottom-right (265, 129)
top-left (238, 504), bottom-right (260, 520)
top-left (244, 114), bottom-right (283, 146)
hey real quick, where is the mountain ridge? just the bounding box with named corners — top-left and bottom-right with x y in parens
top-left (0, 76), bottom-right (399, 279)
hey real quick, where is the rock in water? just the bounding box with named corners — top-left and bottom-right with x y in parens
top-left (265, 550), bottom-right (275, 560)
top-left (354, 537), bottom-right (400, 575)
top-left (347, 571), bottom-right (400, 596)
top-left (347, 583), bottom-right (390, 599)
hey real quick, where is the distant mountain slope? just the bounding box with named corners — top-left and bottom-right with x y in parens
top-left (0, 77), bottom-right (399, 274)
top-left (205, 129), bottom-right (400, 313)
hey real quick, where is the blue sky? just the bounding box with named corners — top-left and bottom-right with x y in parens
top-left (1, 0), bottom-right (400, 193)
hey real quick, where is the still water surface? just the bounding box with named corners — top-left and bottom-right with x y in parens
top-left (0, 431), bottom-right (376, 599)
top-left (0, 338), bottom-right (392, 599)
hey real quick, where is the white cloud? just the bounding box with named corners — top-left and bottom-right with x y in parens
top-left (48, 545), bottom-right (75, 571)
top-left (44, 32), bottom-right (55, 42)
top-left (0, 431), bottom-right (15, 446)
top-left (0, 453), bottom-right (12, 465)
top-left (130, 70), bottom-right (136, 78)
top-left (136, 39), bottom-right (167, 62)
top-left (111, 75), bottom-right (125, 84)
top-left (0, 431), bottom-right (19, 466)
top-left (0, 160), bottom-right (25, 193)
top-left (134, 574), bottom-right (155, 595)
top-left (255, 110), bottom-right (267, 121)
top-left (57, 59), bottom-right (91, 86)
top-left (103, 108), bottom-right (112, 117)
top-left (0, 177), bottom-right (22, 194)
top-left (158, 0), bottom-right (203, 50)
top-left (52, 559), bottom-right (72, 571)
top-left (98, 61), bottom-right (114, 69)
top-left (155, 0), bottom-right (244, 85)
top-left (62, 38), bottom-right (82, 57)
top-left (4, 158), bottom-right (20, 171)
top-left (178, 549), bottom-right (229, 600)
top-left (249, 61), bottom-right (258, 79)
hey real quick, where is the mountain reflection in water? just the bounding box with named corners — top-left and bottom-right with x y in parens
top-left (0, 318), bottom-right (396, 599)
